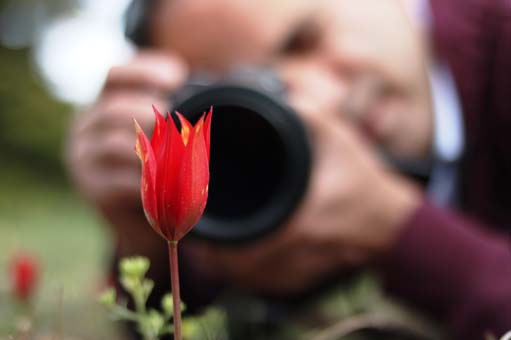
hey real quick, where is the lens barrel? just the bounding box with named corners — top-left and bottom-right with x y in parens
top-left (172, 75), bottom-right (311, 242)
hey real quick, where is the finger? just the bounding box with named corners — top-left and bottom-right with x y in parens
top-left (105, 51), bottom-right (188, 94)
top-left (286, 91), bottom-right (336, 150)
top-left (91, 129), bottom-right (139, 170)
top-left (101, 92), bottom-right (169, 131)
top-left (79, 92), bottom-right (168, 137)
top-left (278, 59), bottom-right (346, 122)
top-left (341, 74), bottom-right (385, 124)
top-left (68, 134), bottom-right (141, 207)
top-left (289, 90), bottom-right (376, 155)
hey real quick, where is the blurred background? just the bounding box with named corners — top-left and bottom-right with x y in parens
top-left (0, 0), bottom-right (133, 337)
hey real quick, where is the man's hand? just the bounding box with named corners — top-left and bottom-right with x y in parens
top-left (67, 51), bottom-right (187, 256)
top-left (68, 51), bottom-right (187, 208)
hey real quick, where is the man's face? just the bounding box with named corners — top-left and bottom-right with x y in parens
top-left (152, 0), bottom-right (433, 159)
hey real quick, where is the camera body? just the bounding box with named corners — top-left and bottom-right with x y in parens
top-left (172, 69), bottom-right (312, 242)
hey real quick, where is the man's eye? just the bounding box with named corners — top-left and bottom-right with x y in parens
top-left (280, 22), bottom-right (321, 56)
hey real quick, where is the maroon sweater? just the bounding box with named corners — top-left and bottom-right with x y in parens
top-left (383, 0), bottom-right (511, 338)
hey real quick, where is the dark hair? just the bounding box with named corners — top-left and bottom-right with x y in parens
top-left (124, 0), bottom-right (156, 47)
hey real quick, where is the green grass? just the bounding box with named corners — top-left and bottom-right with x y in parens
top-left (0, 166), bottom-right (121, 339)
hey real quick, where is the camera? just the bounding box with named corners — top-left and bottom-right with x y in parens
top-left (125, 0), bottom-right (312, 243)
top-left (172, 69), bottom-right (312, 243)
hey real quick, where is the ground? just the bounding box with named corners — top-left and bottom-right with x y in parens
top-left (0, 164), bottom-right (122, 339)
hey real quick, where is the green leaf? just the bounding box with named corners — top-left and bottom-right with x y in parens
top-left (120, 276), bottom-right (138, 293)
top-left (161, 293), bottom-right (174, 318)
top-left (98, 288), bottom-right (116, 308)
top-left (142, 279), bottom-right (155, 301)
top-left (148, 309), bottom-right (165, 334)
top-left (120, 256), bottom-right (150, 279)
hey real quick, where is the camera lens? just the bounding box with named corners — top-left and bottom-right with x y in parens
top-left (174, 84), bottom-right (311, 242)
top-left (206, 105), bottom-right (286, 219)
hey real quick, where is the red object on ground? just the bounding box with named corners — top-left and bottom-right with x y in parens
top-left (134, 105), bottom-right (212, 242)
top-left (10, 253), bottom-right (39, 302)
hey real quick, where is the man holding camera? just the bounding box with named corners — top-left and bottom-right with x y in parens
top-left (67, 0), bottom-right (511, 338)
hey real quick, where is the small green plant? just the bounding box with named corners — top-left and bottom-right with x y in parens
top-left (99, 256), bottom-right (227, 340)
top-left (99, 256), bottom-right (184, 340)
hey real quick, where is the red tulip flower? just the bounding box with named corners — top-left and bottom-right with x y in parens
top-left (134, 105), bottom-right (212, 340)
top-left (134, 105), bottom-right (211, 242)
top-left (10, 253), bottom-right (39, 302)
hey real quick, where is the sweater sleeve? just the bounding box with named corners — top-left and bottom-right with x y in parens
top-left (382, 200), bottom-right (511, 339)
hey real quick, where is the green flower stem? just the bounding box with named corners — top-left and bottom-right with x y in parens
top-left (134, 288), bottom-right (147, 316)
top-left (169, 241), bottom-right (182, 340)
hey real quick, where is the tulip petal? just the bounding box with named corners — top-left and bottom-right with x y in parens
top-left (175, 111), bottom-right (193, 146)
top-left (157, 113), bottom-right (186, 241)
top-left (133, 119), bottom-right (160, 235)
top-left (203, 107), bottom-right (213, 161)
top-left (174, 117), bottom-right (210, 240)
top-left (151, 105), bottom-right (167, 160)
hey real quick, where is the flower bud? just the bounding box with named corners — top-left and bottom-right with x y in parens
top-left (120, 257), bottom-right (150, 279)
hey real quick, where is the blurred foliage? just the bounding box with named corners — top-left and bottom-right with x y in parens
top-left (0, 0), bottom-right (80, 18)
top-left (0, 1), bottom-right (123, 338)
top-left (0, 46), bottom-right (71, 183)
top-left (0, 165), bottom-right (118, 339)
